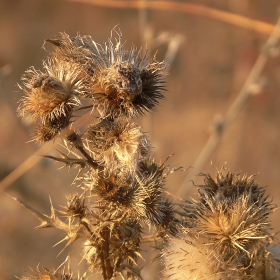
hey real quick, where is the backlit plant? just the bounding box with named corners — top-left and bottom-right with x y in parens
top-left (16, 31), bottom-right (280, 280)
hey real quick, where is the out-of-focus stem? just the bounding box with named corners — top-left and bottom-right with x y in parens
top-left (67, 0), bottom-right (280, 37)
top-left (176, 16), bottom-right (280, 198)
top-left (99, 209), bottom-right (114, 280)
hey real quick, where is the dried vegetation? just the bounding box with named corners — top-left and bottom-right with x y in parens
top-left (15, 30), bottom-right (280, 280)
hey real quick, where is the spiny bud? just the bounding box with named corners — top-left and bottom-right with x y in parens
top-left (83, 158), bottom-right (170, 228)
top-left (110, 220), bottom-right (142, 265)
top-left (86, 118), bottom-right (151, 174)
top-left (66, 131), bottom-right (83, 149)
top-left (65, 193), bottom-right (86, 219)
top-left (32, 114), bottom-right (71, 143)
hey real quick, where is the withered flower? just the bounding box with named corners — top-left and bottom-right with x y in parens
top-left (86, 118), bottom-right (151, 173)
top-left (83, 158), bottom-right (171, 229)
top-left (91, 45), bottom-right (166, 118)
top-left (32, 113), bottom-right (72, 143)
top-left (18, 58), bottom-right (86, 124)
top-left (47, 32), bottom-right (166, 117)
top-left (163, 170), bottom-right (278, 280)
top-left (46, 32), bottom-right (99, 76)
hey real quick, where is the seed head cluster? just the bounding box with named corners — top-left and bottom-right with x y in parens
top-left (17, 31), bottom-right (280, 280)
top-left (163, 170), bottom-right (280, 280)
top-left (17, 31), bottom-right (176, 280)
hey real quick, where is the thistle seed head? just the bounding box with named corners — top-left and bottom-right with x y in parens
top-left (65, 193), bottom-right (86, 219)
top-left (88, 171), bottom-right (140, 215)
top-left (32, 113), bottom-right (72, 143)
top-left (91, 47), bottom-right (166, 118)
top-left (163, 170), bottom-right (278, 279)
top-left (46, 32), bottom-right (100, 76)
top-left (199, 169), bottom-right (265, 204)
top-left (18, 58), bottom-right (85, 124)
top-left (86, 118), bottom-right (151, 173)
top-left (110, 219), bottom-right (142, 265)
top-left (47, 32), bottom-right (166, 118)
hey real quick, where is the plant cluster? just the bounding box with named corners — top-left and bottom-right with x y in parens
top-left (16, 31), bottom-right (280, 280)
top-left (163, 170), bottom-right (280, 279)
top-left (17, 30), bottom-right (176, 280)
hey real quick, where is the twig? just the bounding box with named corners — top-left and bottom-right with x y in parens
top-left (164, 34), bottom-right (184, 72)
top-left (176, 16), bottom-right (280, 198)
top-left (66, 0), bottom-right (280, 37)
top-left (0, 110), bottom-right (93, 191)
top-left (0, 141), bottom-right (54, 191)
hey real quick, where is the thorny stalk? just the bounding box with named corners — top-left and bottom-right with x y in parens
top-left (15, 30), bottom-right (176, 279)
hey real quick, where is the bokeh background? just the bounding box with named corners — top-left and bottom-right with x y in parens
top-left (1, 0), bottom-right (280, 279)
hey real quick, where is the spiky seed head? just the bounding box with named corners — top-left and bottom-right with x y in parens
top-left (47, 32), bottom-right (166, 117)
top-left (199, 170), bottom-right (265, 204)
top-left (86, 118), bottom-right (151, 173)
top-left (32, 114), bottom-right (72, 143)
top-left (66, 131), bottom-right (83, 149)
top-left (46, 32), bottom-right (99, 76)
top-left (110, 220), bottom-right (142, 264)
top-left (163, 170), bottom-right (278, 279)
top-left (91, 45), bottom-right (166, 118)
top-left (89, 171), bottom-right (138, 210)
top-left (18, 58), bottom-right (85, 124)
top-left (65, 193), bottom-right (86, 219)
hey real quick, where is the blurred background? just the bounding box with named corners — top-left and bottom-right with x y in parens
top-left (1, 0), bottom-right (280, 279)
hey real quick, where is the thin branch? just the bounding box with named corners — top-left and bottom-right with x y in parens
top-left (0, 111), bottom-right (93, 191)
top-left (10, 194), bottom-right (93, 250)
top-left (76, 145), bottom-right (99, 168)
top-left (176, 16), bottom-right (280, 198)
top-left (67, 0), bottom-right (280, 37)
top-left (164, 34), bottom-right (184, 72)
top-left (0, 141), bottom-right (54, 191)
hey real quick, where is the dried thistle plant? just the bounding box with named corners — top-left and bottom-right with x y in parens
top-left (15, 30), bottom-right (280, 280)
top-left (16, 30), bottom-right (175, 280)
top-left (162, 169), bottom-right (280, 280)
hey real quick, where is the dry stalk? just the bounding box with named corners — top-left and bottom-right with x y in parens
top-left (177, 15), bottom-right (280, 198)
top-left (14, 30), bottom-right (177, 279)
top-left (67, 0), bottom-right (280, 37)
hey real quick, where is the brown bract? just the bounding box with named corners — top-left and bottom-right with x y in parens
top-left (85, 118), bottom-right (151, 173)
top-left (18, 59), bottom-right (85, 123)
